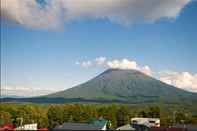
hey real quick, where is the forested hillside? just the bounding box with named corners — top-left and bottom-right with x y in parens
top-left (1, 103), bottom-right (197, 129)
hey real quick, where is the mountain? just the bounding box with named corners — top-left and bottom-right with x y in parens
top-left (0, 95), bottom-right (24, 98)
top-left (2, 69), bottom-right (196, 104)
top-left (46, 69), bottom-right (197, 104)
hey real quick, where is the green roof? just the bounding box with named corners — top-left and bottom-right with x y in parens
top-left (90, 118), bottom-right (108, 127)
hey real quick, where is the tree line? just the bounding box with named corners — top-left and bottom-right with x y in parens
top-left (0, 103), bottom-right (197, 129)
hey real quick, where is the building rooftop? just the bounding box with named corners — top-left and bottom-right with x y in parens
top-left (116, 124), bottom-right (136, 130)
top-left (54, 122), bottom-right (104, 130)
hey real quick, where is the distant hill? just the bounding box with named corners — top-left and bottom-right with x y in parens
top-left (0, 95), bottom-right (24, 98)
top-left (2, 69), bottom-right (197, 104)
top-left (46, 69), bottom-right (197, 104)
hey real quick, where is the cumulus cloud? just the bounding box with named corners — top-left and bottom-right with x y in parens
top-left (1, 0), bottom-right (62, 30)
top-left (77, 57), bottom-right (153, 76)
top-left (1, 0), bottom-right (191, 30)
top-left (159, 71), bottom-right (197, 92)
top-left (77, 57), bottom-right (197, 92)
top-left (1, 85), bottom-right (55, 97)
top-left (95, 57), bottom-right (106, 65)
top-left (106, 59), bottom-right (138, 70)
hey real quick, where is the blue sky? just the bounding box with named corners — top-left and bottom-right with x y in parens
top-left (1, 0), bottom-right (197, 96)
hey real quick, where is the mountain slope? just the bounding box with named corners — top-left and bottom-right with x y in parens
top-left (47, 69), bottom-right (197, 104)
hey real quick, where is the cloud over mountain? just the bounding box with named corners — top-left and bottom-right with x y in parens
top-left (77, 57), bottom-right (153, 76)
top-left (1, 0), bottom-right (191, 30)
top-left (77, 57), bottom-right (197, 92)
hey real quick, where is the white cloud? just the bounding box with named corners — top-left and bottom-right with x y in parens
top-left (81, 61), bottom-right (93, 68)
top-left (1, 0), bottom-right (62, 30)
top-left (1, 85), bottom-right (55, 97)
top-left (1, 0), bottom-right (191, 30)
top-left (159, 71), bottom-right (197, 92)
top-left (77, 57), bottom-right (197, 92)
top-left (106, 59), bottom-right (138, 70)
top-left (78, 57), bottom-right (153, 76)
top-left (95, 57), bottom-right (106, 65)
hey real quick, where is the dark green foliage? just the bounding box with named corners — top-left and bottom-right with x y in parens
top-left (0, 104), bottom-right (48, 128)
top-left (0, 103), bottom-right (196, 129)
top-left (0, 111), bottom-right (12, 126)
top-left (116, 105), bottom-right (130, 127)
top-left (137, 106), bottom-right (160, 118)
top-left (138, 110), bottom-right (148, 118)
top-left (47, 105), bottom-right (64, 128)
top-left (147, 106), bottom-right (160, 118)
top-left (174, 110), bottom-right (192, 124)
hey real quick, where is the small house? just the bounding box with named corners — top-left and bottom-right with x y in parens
top-left (131, 118), bottom-right (160, 128)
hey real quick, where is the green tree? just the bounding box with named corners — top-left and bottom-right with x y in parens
top-left (116, 105), bottom-right (130, 127)
top-left (47, 105), bottom-right (63, 128)
top-left (138, 110), bottom-right (147, 118)
top-left (62, 105), bottom-right (70, 122)
top-left (0, 111), bottom-right (12, 126)
top-left (108, 105), bottom-right (118, 129)
top-left (147, 106), bottom-right (160, 118)
top-left (15, 105), bottom-right (33, 126)
top-left (175, 111), bottom-right (188, 124)
top-left (34, 106), bottom-right (49, 128)
top-left (99, 105), bottom-right (117, 129)
top-left (71, 104), bottom-right (90, 122)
